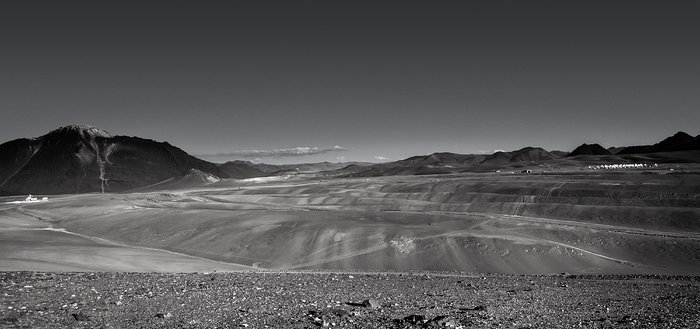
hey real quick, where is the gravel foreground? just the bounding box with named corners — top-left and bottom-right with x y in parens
top-left (1, 271), bottom-right (699, 328)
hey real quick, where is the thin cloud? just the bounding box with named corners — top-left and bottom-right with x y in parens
top-left (478, 149), bottom-right (506, 154)
top-left (202, 145), bottom-right (347, 159)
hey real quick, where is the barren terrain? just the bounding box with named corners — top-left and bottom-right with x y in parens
top-left (1, 271), bottom-right (699, 328)
top-left (1, 170), bottom-right (699, 274)
top-left (1, 168), bottom-right (700, 328)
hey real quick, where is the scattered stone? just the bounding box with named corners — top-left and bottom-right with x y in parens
top-left (0, 272), bottom-right (698, 328)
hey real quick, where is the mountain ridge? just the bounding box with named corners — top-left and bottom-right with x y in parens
top-left (618, 131), bottom-right (700, 154)
top-left (1, 127), bottom-right (699, 194)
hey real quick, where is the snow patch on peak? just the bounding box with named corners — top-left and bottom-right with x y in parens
top-left (47, 125), bottom-right (112, 139)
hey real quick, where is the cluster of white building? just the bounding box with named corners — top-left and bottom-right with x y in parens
top-left (588, 163), bottom-right (658, 170)
top-left (4, 194), bottom-right (49, 204)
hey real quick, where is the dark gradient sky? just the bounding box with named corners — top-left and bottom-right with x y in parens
top-left (1, 1), bottom-right (699, 164)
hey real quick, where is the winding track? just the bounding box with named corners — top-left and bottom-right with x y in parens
top-left (0, 147), bottom-right (41, 189)
top-left (7, 178), bottom-right (700, 272)
top-left (9, 205), bottom-right (255, 270)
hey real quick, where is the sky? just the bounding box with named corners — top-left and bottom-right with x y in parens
top-left (1, 1), bottom-right (699, 164)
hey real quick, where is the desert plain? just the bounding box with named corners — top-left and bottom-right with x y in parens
top-left (1, 168), bottom-right (700, 328)
top-left (2, 169), bottom-right (699, 274)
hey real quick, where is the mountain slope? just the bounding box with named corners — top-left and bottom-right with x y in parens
top-left (0, 125), bottom-right (263, 195)
top-left (618, 131), bottom-right (700, 154)
top-left (481, 147), bottom-right (558, 166)
top-left (344, 148), bottom-right (560, 177)
top-left (346, 152), bottom-right (489, 177)
top-left (567, 143), bottom-right (613, 157)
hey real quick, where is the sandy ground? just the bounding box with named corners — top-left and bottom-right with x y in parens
top-left (0, 171), bottom-right (699, 274)
top-left (0, 203), bottom-right (251, 272)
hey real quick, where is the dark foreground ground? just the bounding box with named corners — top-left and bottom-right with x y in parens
top-left (1, 271), bottom-right (699, 329)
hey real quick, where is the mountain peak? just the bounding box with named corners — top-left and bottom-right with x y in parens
top-left (662, 131), bottom-right (694, 144)
top-left (672, 131), bottom-right (692, 138)
top-left (567, 143), bottom-right (612, 157)
top-left (45, 125), bottom-right (111, 139)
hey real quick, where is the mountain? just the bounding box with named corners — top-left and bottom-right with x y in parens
top-left (607, 146), bottom-right (625, 155)
top-left (132, 168), bottom-right (223, 192)
top-left (219, 160), bottom-right (266, 178)
top-left (251, 162), bottom-right (364, 175)
top-left (567, 143), bottom-right (613, 157)
top-left (618, 132), bottom-right (700, 154)
top-left (343, 148), bottom-right (560, 177)
top-left (550, 150), bottom-right (569, 158)
top-left (346, 152), bottom-right (489, 177)
top-left (0, 125), bottom-right (264, 195)
top-left (3, 126), bottom-right (699, 194)
top-left (480, 147), bottom-right (558, 166)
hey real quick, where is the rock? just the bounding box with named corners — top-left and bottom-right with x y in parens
top-left (432, 315), bottom-right (458, 327)
top-left (71, 312), bottom-right (90, 322)
top-left (329, 308), bottom-right (350, 318)
top-left (404, 314), bottom-right (425, 324)
top-left (0, 318), bottom-right (18, 326)
top-left (615, 315), bottom-right (634, 324)
top-left (361, 299), bottom-right (380, 308)
top-left (460, 305), bottom-right (487, 312)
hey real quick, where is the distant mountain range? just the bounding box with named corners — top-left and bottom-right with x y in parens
top-left (336, 131), bottom-right (700, 177)
top-left (0, 126), bottom-right (698, 195)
